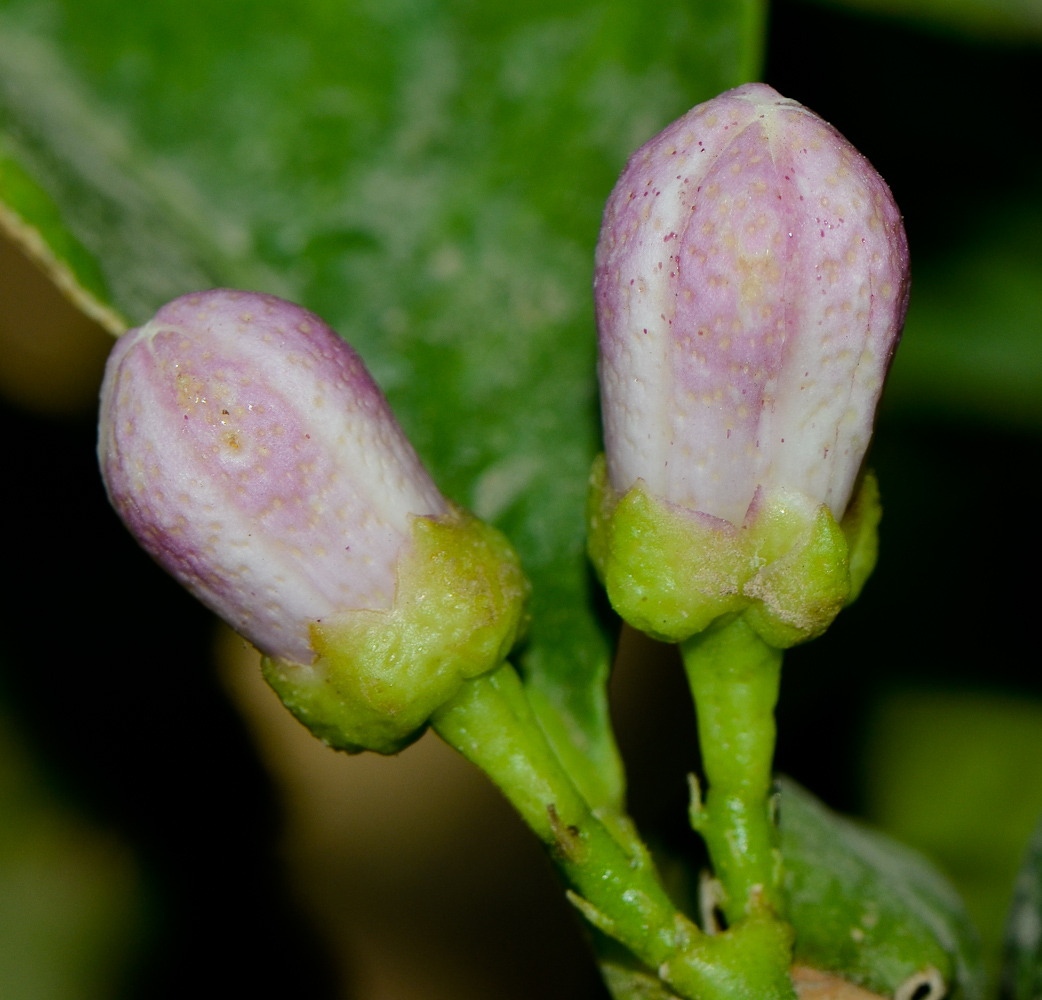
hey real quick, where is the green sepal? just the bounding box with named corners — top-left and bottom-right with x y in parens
top-left (587, 456), bottom-right (879, 648)
top-left (742, 493), bottom-right (850, 648)
top-left (778, 777), bottom-right (985, 1000)
top-left (262, 505), bottom-right (530, 754)
top-left (0, 146), bottom-right (126, 334)
top-left (588, 455), bottom-right (748, 642)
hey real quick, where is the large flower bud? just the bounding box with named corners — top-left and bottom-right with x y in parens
top-left (589, 84), bottom-right (908, 646)
top-left (99, 290), bottom-right (528, 752)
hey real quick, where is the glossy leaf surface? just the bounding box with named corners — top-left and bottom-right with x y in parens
top-left (0, 0), bottom-right (763, 806)
top-left (779, 777), bottom-right (985, 1000)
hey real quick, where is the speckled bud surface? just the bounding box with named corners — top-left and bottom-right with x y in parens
top-left (98, 289), bottom-right (447, 665)
top-left (595, 83), bottom-right (909, 526)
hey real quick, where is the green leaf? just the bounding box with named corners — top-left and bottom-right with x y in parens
top-left (778, 776), bottom-right (985, 1000)
top-left (0, 0), bottom-right (765, 807)
top-left (884, 200), bottom-right (1042, 430)
top-left (801, 0), bottom-right (1042, 42)
top-left (1002, 810), bottom-right (1042, 1000)
top-left (0, 147), bottom-right (122, 331)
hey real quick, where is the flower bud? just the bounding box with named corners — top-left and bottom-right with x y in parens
top-left (590, 84), bottom-right (907, 645)
top-left (99, 289), bottom-right (528, 752)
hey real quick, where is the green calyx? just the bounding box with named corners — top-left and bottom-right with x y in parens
top-left (587, 455), bottom-right (881, 648)
top-left (262, 505), bottom-right (530, 754)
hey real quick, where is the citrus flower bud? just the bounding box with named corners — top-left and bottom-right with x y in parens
top-left (589, 84), bottom-right (907, 646)
top-left (99, 289), bottom-right (528, 752)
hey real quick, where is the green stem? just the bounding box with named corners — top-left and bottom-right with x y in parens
top-left (681, 615), bottom-right (785, 926)
top-left (432, 663), bottom-right (795, 1000)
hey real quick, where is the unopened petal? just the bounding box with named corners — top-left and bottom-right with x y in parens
top-left (98, 289), bottom-right (446, 663)
top-left (595, 84), bottom-right (908, 525)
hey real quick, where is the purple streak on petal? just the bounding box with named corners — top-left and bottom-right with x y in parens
top-left (595, 84), bottom-right (908, 524)
top-left (99, 289), bottom-right (446, 663)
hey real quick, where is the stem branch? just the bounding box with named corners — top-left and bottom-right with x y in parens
top-left (432, 663), bottom-right (795, 1000)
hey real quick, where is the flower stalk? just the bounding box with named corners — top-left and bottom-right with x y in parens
top-left (683, 616), bottom-right (784, 924)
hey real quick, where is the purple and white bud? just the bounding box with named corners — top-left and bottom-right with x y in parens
top-left (98, 289), bottom-right (447, 666)
top-left (595, 83), bottom-right (909, 527)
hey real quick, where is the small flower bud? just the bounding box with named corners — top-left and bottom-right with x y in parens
top-left (99, 289), bottom-right (528, 751)
top-left (590, 84), bottom-right (907, 645)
